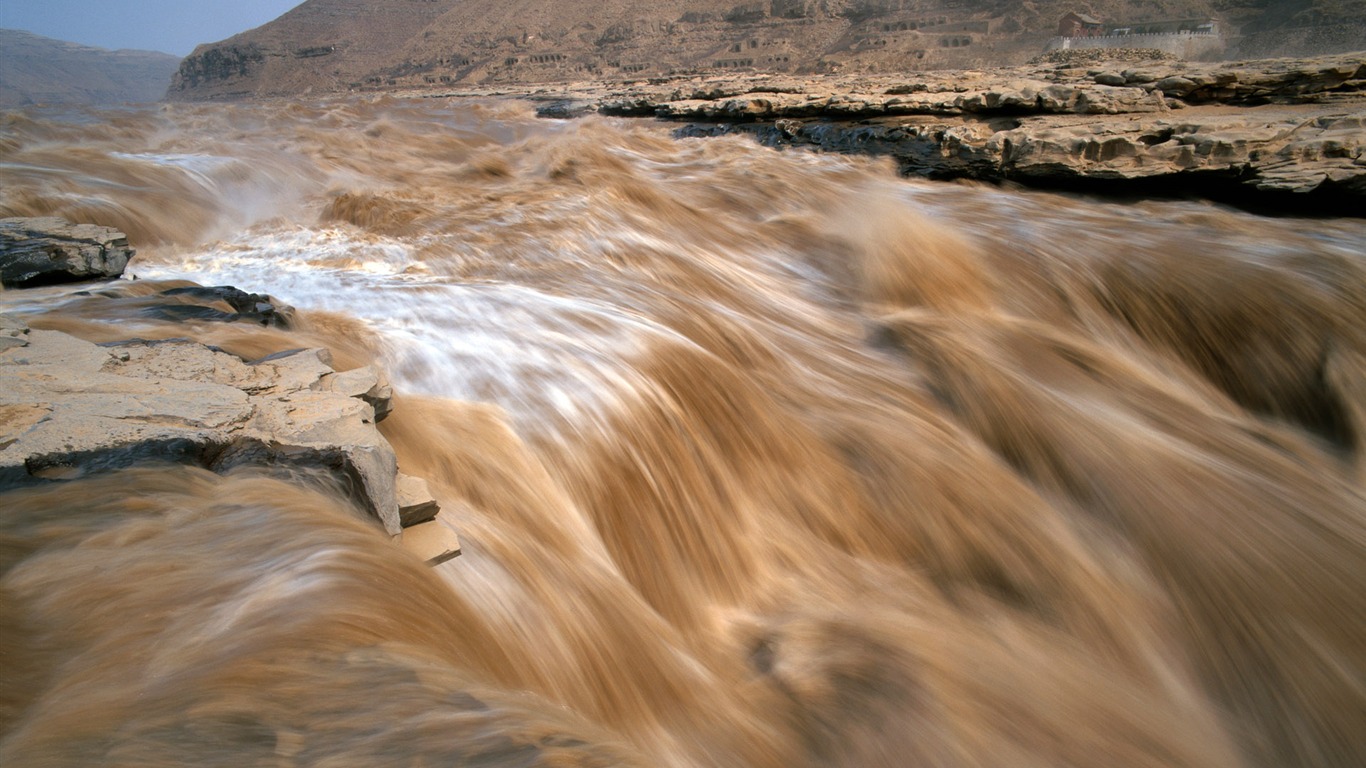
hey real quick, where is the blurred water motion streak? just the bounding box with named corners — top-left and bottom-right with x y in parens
top-left (2, 98), bottom-right (1364, 768)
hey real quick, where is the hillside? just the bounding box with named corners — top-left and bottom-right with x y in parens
top-left (167, 0), bottom-right (1366, 100)
top-left (0, 29), bottom-right (181, 107)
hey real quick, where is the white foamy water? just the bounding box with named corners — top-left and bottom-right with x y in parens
top-left (130, 225), bottom-right (701, 435)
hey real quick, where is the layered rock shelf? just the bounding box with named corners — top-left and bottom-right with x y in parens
top-left (0, 218), bottom-right (459, 566)
top-left (435, 51), bottom-right (1366, 211)
top-left (0, 314), bottom-right (459, 564)
top-left (1, 217), bottom-right (136, 288)
top-left (683, 106), bottom-right (1365, 208)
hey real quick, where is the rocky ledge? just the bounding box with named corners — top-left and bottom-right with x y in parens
top-left (1, 219), bottom-right (458, 565)
top-left (445, 51), bottom-right (1366, 212)
top-left (0, 315), bottom-right (458, 564)
top-left (1, 217), bottom-right (136, 287)
top-left (684, 106), bottom-right (1365, 212)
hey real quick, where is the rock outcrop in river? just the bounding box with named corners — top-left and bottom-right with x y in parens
top-left (0, 217), bottom-right (136, 288)
top-left (510, 50), bottom-right (1366, 211)
top-left (0, 220), bottom-right (458, 565)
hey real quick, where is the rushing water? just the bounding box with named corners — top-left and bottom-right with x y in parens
top-left (1, 98), bottom-right (1364, 768)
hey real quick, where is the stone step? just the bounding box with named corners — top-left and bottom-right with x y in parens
top-left (399, 512), bottom-right (462, 566)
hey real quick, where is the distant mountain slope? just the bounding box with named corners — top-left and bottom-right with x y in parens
top-left (0, 29), bottom-right (181, 107)
top-left (166, 0), bottom-right (1365, 100)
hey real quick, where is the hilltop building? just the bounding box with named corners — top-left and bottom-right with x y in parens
top-left (1049, 12), bottom-right (1224, 58)
top-left (1058, 12), bottom-right (1105, 38)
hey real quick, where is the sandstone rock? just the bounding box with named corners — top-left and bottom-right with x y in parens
top-left (537, 54), bottom-right (1363, 208)
top-left (986, 108), bottom-right (1364, 198)
top-left (532, 52), bottom-right (1366, 120)
top-left (0, 318), bottom-right (416, 535)
top-left (1122, 69), bottom-right (1160, 85)
top-left (0, 217), bottom-right (134, 288)
top-left (396, 473), bottom-right (441, 527)
top-left (399, 510), bottom-right (462, 566)
top-left (321, 365), bottom-right (394, 422)
top-left (254, 347), bottom-right (338, 396)
top-left (1154, 76), bottom-right (1198, 97)
top-left (1, 330), bottom-right (254, 482)
top-left (674, 100), bottom-right (1363, 210)
top-left (0, 314), bottom-right (28, 352)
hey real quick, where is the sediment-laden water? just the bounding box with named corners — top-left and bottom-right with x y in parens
top-left (1, 98), bottom-right (1364, 768)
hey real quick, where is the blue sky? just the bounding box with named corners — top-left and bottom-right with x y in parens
top-left (0, 1), bottom-right (302, 56)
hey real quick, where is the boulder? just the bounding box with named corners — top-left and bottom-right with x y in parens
top-left (534, 99), bottom-right (598, 119)
top-left (0, 217), bottom-right (134, 288)
top-left (1154, 76), bottom-right (1199, 97)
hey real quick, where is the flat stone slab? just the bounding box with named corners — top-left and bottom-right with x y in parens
top-left (0, 314), bottom-right (412, 534)
top-left (399, 511), bottom-right (462, 566)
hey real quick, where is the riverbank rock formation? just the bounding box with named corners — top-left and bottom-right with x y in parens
top-left (503, 51), bottom-right (1366, 211)
top-left (0, 319), bottom-right (392, 526)
top-left (1, 217), bottom-right (135, 288)
top-left (0, 276), bottom-right (456, 564)
top-left (165, 0), bottom-right (1366, 100)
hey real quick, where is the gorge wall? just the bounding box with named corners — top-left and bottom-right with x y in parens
top-left (0, 29), bottom-right (180, 107)
top-left (166, 0), bottom-right (1366, 100)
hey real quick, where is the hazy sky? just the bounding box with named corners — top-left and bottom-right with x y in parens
top-left (0, 1), bottom-right (302, 56)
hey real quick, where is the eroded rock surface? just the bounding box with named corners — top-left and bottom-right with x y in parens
top-left (0, 217), bottom-right (135, 288)
top-left (702, 107), bottom-right (1365, 202)
top-left (0, 315), bottom-right (408, 535)
top-left (400, 508), bottom-right (463, 566)
top-left (504, 51), bottom-right (1366, 121)
top-left (493, 51), bottom-right (1366, 208)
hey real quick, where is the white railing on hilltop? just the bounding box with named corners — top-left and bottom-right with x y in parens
top-left (1048, 30), bottom-right (1225, 53)
top-left (1057, 30), bottom-right (1220, 45)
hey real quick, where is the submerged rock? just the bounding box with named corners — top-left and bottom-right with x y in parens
top-left (0, 217), bottom-right (134, 288)
top-left (149, 285), bottom-right (297, 327)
